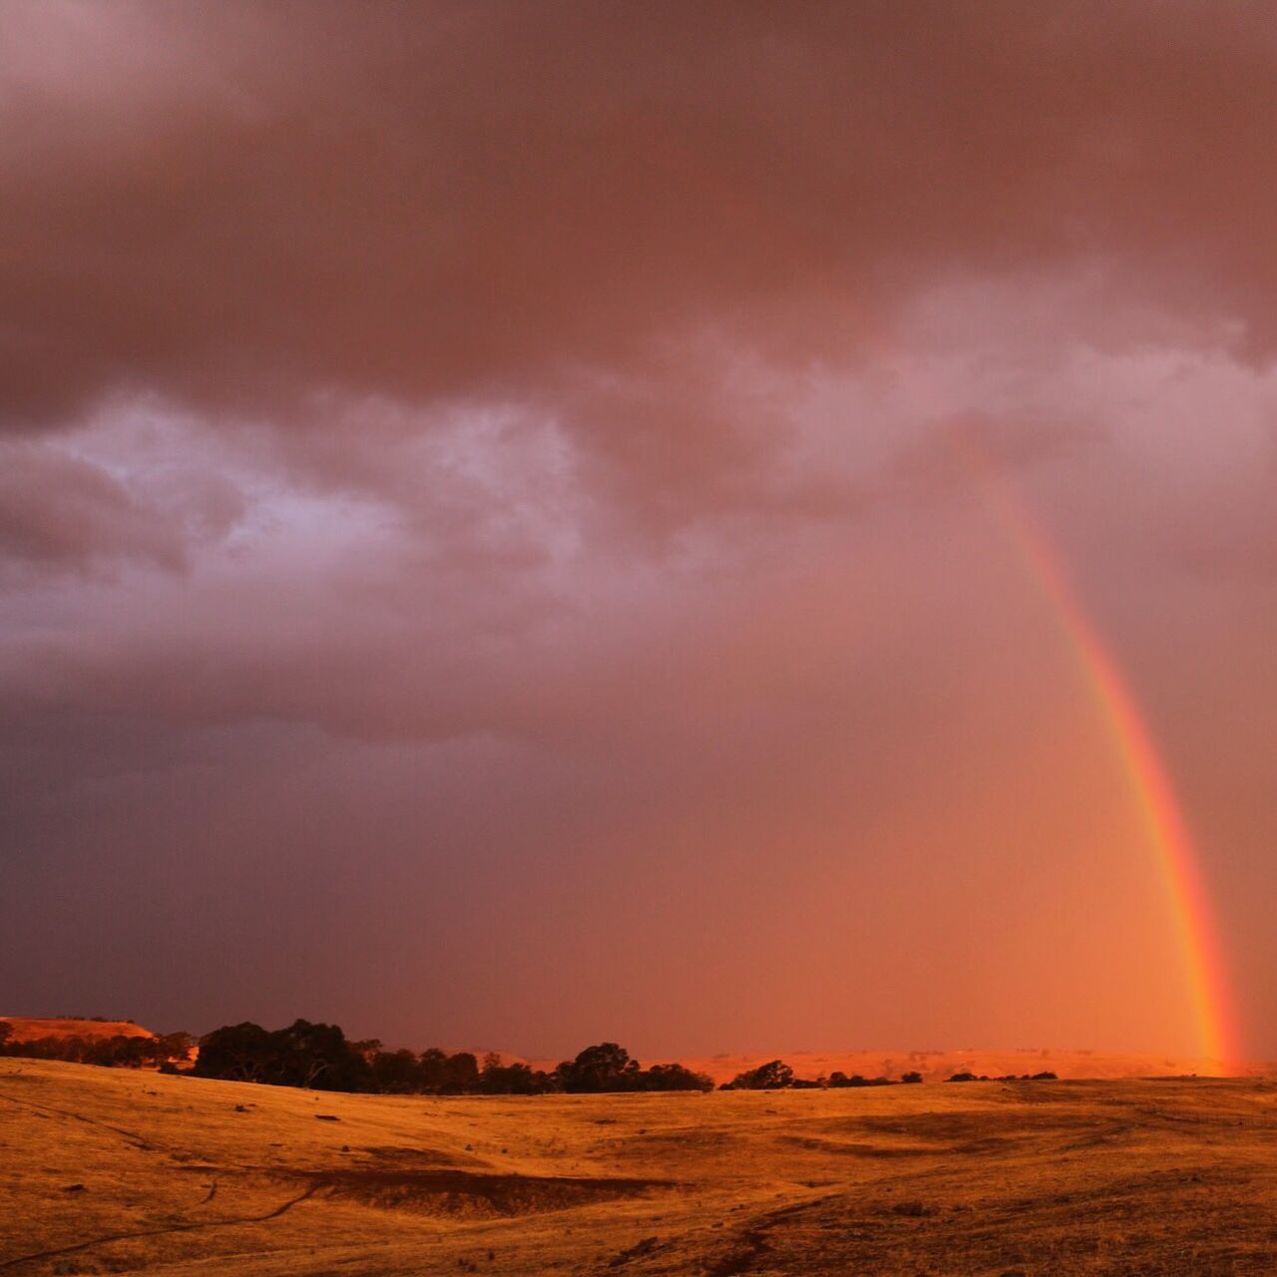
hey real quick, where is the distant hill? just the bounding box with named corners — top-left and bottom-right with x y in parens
top-left (0, 1017), bottom-right (155, 1042)
top-left (647, 1048), bottom-right (1240, 1084)
top-left (511, 1046), bottom-right (1242, 1083)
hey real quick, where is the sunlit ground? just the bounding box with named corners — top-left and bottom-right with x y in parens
top-left (3, 1058), bottom-right (1276, 1275)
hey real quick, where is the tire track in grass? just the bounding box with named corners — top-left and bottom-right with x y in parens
top-left (0, 1182), bottom-right (324, 1270)
top-left (0, 1089), bottom-right (158, 1151)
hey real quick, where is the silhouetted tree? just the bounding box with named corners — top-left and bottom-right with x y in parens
top-left (156, 1032), bottom-right (196, 1063)
top-left (722, 1059), bottom-right (794, 1090)
top-left (556, 1043), bottom-right (642, 1093)
top-left (900, 1071), bottom-right (923, 1084)
top-left (194, 1020), bottom-right (367, 1090)
top-left (368, 1048), bottom-right (423, 1093)
top-left (272, 1019), bottom-right (369, 1090)
top-left (641, 1062), bottom-right (714, 1092)
top-left (416, 1047), bottom-right (452, 1091)
top-left (194, 1022), bottom-right (279, 1083)
top-left (827, 1072), bottom-right (893, 1088)
top-left (414, 1047), bottom-right (481, 1094)
top-left (479, 1052), bottom-right (559, 1095)
top-left (442, 1051), bottom-right (480, 1094)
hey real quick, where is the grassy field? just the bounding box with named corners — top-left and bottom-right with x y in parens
top-left (3, 1058), bottom-right (1276, 1275)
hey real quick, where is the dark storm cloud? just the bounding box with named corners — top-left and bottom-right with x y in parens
top-left (3, 0), bottom-right (1276, 455)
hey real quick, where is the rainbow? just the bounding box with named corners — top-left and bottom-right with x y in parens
top-left (964, 456), bottom-right (1238, 1070)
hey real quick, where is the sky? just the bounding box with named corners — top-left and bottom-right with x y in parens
top-left (2, 1), bottom-right (1275, 1062)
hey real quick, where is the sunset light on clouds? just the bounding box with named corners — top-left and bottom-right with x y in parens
top-left (3, 1), bottom-right (1277, 1068)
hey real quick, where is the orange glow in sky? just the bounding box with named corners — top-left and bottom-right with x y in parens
top-left (1, 2), bottom-right (1273, 1063)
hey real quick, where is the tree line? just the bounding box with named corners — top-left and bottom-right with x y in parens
top-left (1, 1019), bottom-right (1057, 1091)
top-left (192, 1031), bottom-right (1060, 1092)
top-left (192, 1024), bottom-right (714, 1093)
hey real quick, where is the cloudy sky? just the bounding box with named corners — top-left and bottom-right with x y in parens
top-left (2, 1), bottom-right (1275, 1060)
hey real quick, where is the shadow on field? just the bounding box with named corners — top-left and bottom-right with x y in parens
top-left (310, 1164), bottom-right (673, 1216)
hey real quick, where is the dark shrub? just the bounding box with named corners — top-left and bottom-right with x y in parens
top-left (641, 1062), bottom-right (714, 1092)
top-left (723, 1059), bottom-right (794, 1090)
top-left (557, 1043), bottom-right (642, 1093)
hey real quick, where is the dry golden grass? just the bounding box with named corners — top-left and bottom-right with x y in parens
top-left (3, 1057), bottom-right (1276, 1274)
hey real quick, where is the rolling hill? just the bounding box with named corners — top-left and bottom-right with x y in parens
top-left (3, 1056), bottom-right (1277, 1273)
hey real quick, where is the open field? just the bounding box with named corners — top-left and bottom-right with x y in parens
top-left (4, 1059), bottom-right (1277, 1275)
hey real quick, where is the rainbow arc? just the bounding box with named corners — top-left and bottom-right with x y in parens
top-left (966, 457), bottom-right (1237, 1070)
